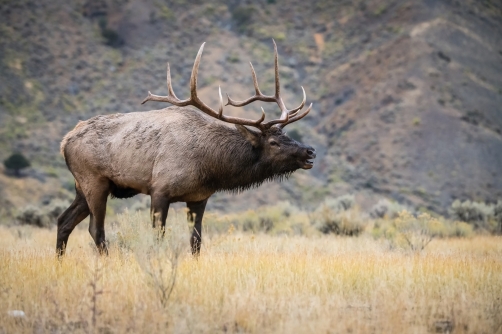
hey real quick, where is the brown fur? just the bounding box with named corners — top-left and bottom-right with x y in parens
top-left (56, 106), bottom-right (315, 256)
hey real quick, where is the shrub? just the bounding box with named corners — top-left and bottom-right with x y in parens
top-left (128, 197), bottom-right (151, 213)
top-left (108, 211), bottom-right (144, 253)
top-left (369, 199), bottom-right (410, 219)
top-left (219, 202), bottom-right (314, 236)
top-left (451, 221), bottom-right (474, 238)
top-left (201, 211), bottom-right (235, 236)
top-left (231, 5), bottom-right (255, 33)
top-left (4, 152), bottom-right (30, 177)
top-left (281, 211), bottom-right (312, 236)
top-left (493, 201), bottom-right (502, 234)
top-left (324, 194), bottom-right (355, 212)
top-left (312, 195), bottom-right (365, 236)
top-left (98, 17), bottom-right (123, 47)
top-left (449, 200), bottom-right (493, 231)
top-left (16, 199), bottom-right (70, 228)
top-left (107, 211), bottom-right (187, 308)
top-left (317, 209), bottom-right (365, 236)
top-left (240, 210), bottom-right (261, 232)
top-left (239, 202), bottom-right (301, 234)
top-left (16, 205), bottom-right (47, 227)
top-left (372, 212), bottom-right (447, 252)
top-left (45, 199), bottom-right (70, 220)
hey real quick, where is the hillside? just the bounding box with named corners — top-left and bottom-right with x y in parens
top-left (1, 0), bottom-right (501, 217)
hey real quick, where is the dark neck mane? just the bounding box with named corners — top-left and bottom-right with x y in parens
top-left (197, 123), bottom-right (290, 193)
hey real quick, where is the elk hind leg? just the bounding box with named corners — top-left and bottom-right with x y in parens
top-left (56, 186), bottom-right (90, 257)
top-left (187, 199), bottom-right (208, 256)
top-left (84, 179), bottom-right (110, 255)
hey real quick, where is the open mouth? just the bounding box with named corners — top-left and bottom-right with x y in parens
top-left (302, 159), bottom-right (314, 169)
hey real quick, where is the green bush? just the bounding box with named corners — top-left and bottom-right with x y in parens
top-left (98, 17), bottom-right (123, 47)
top-left (239, 201), bottom-right (305, 235)
top-left (4, 152), bottom-right (30, 176)
top-left (107, 211), bottom-right (187, 307)
top-left (46, 199), bottom-right (70, 220)
top-left (372, 212), bottom-right (440, 252)
top-left (324, 194), bottom-right (355, 212)
top-left (451, 221), bottom-right (474, 238)
top-left (232, 5), bottom-right (255, 33)
top-left (108, 210), bottom-right (151, 253)
top-left (206, 202), bottom-right (314, 236)
top-left (240, 210), bottom-right (261, 232)
top-left (312, 195), bottom-right (365, 236)
top-left (372, 211), bottom-right (474, 252)
top-left (492, 201), bottom-right (502, 234)
top-left (16, 205), bottom-right (47, 227)
top-left (316, 209), bottom-right (365, 236)
top-left (369, 199), bottom-right (410, 219)
top-left (16, 199), bottom-right (70, 228)
top-left (449, 200), bottom-right (495, 232)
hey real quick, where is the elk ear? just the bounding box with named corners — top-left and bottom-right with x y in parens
top-left (235, 124), bottom-right (261, 147)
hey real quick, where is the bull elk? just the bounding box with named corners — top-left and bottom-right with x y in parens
top-left (57, 40), bottom-right (316, 256)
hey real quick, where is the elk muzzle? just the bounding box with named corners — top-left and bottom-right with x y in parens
top-left (300, 146), bottom-right (316, 169)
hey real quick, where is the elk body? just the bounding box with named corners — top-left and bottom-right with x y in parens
top-left (57, 41), bottom-right (316, 256)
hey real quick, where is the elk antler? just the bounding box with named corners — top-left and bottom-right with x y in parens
top-left (226, 40), bottom-right (312, 129)
top-left (141, 41), bottom-right (312, 131)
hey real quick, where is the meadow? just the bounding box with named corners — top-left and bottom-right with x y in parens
top-left (1, 208), bottom-right (501, 334)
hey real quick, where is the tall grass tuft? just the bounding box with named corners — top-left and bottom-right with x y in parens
top-left (109, 210), bottom-right (188, 308)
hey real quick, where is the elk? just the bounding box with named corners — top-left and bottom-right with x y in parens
top-left (57, 40), bottom-right (316, 256)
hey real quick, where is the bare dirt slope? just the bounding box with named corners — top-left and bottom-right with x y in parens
top-left (1, 0), bottom-right (501, 215)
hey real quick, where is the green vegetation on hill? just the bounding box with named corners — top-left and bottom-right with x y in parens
top-left (3, 152), bottom-right (30, 176)
top-left (1, 0), bottom-right (501, 216)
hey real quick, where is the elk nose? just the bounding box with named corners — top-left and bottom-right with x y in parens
top-left (307, 148), bottom-right (316, 157)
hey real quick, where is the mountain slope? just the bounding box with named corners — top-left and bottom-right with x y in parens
top-left (1, 0), bottom-right (501, 216)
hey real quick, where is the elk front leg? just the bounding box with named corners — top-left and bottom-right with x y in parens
top-left (186, 199), bottom-right (208, 256)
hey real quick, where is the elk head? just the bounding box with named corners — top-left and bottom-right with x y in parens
top-left (236, 125), bottom-right (315, 172)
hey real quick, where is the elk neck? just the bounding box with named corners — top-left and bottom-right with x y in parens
top-left (198, 124), bottom-right (286, 193)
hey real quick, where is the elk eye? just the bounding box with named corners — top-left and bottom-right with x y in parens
top-left (270, 141), bottom-right (279, 147)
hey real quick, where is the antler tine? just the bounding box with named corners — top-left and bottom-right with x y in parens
top-left (265, 109), bottom-right (289, 127)
top-left (286, 87), bottom-right (306, 116)
top-left (166, 63), bottom-right (179, 100)
top-left (278, 103), bottom-right (313, 128)
top-left (250, 62), bottom-right (261, 95)
top-left (141, 62), bottom-right (190, 106)
top-left (273, 39), bottom-right (280, 99)
top-left (190, 42), bottom-right (205, 102)
top-left (272, 39), bottom-right (290, 121)
top-left (261, 86), bottom-right (306, 127)
top-left (226, 62), bottom-right (274, 107)
top-left (141, 89), bottom-right (190, 106)
top-left (218, 86), bottom-right (223, 118)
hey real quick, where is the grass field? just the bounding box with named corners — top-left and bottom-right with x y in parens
top-left (1, 211), bottom-right (501, 333)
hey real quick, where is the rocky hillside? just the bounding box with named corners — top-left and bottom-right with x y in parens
top-left (1, 0), bottom-right (501, 216)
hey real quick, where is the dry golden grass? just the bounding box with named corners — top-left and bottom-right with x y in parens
top-left (1, 211), bottom-right (501, 333)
